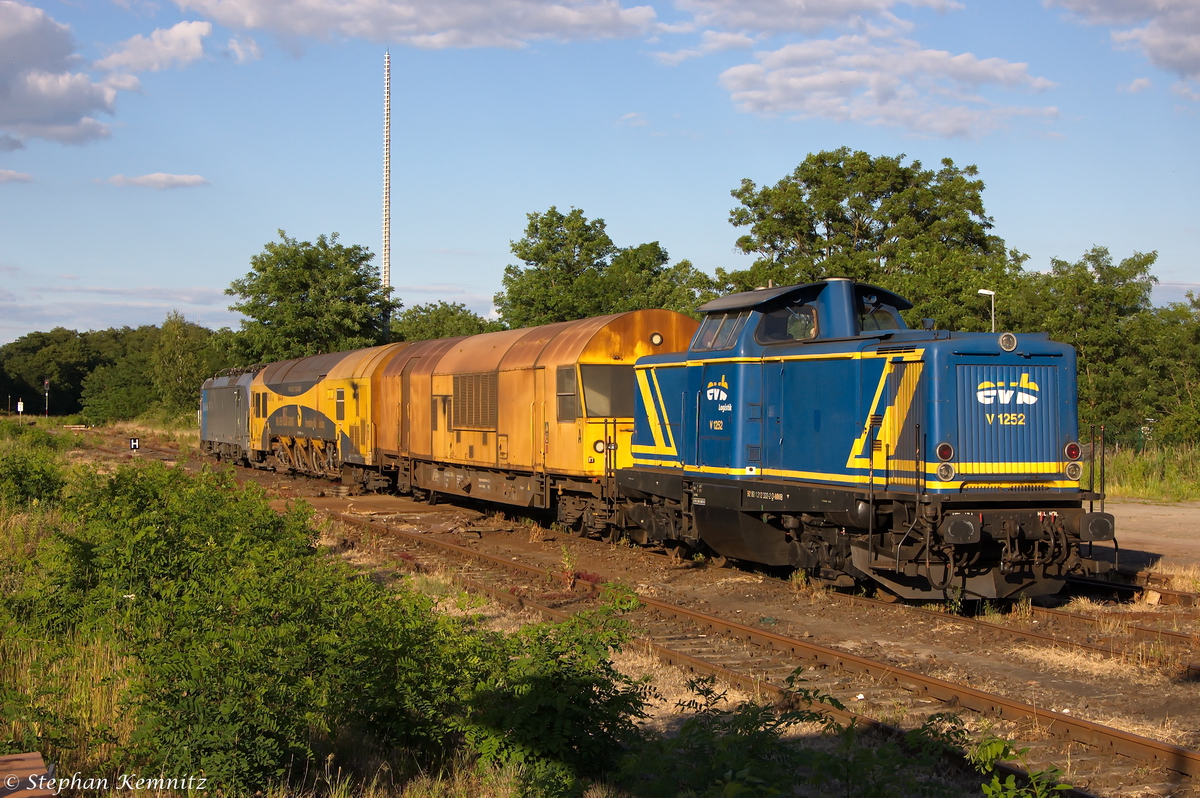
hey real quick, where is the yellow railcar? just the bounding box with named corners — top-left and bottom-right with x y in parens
top-left (246, 343), bottom-right (407, 480)
top-left (227, 310), bottom-right (696, 528)
top-left (374, 310), bottom-right (697, 528)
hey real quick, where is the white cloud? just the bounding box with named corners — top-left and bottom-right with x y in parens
top-left (1172, 82), bottom-right (1200, 101)
top-left (0, 169), bottom-right (33, 183)
top-left (172, 0), bottom-right (656, 48)
top-left (228, 35), bottom-right (262, 62)
top-left (1122, 77), bottom-right (1152, 92)
top-left (29, 284), bottom-right (227, 304)
top-left (108, 172), bottom-right (211, 188)
top-left (1050, 0), bottom-right (1200, 93)
top-left (0, 1), bottom-right (122, 145)
top-left (618, 111), bottom-right (648, 125)
top-left (95, 21), bottom-right (212, 73)
top-left (718, 35), bottom-right (1057, 137)
top-left (654, 29), bottom-right (755, 65)
top-left (674, 0), bottom-right (960, 35)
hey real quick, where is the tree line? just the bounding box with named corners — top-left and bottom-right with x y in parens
top-left (1, 147), bottom-right (1195, 441)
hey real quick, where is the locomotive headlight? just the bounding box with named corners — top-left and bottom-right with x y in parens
top-left (999, 332), bottom-right (1018, 352)
top-left (650, 332), bottom-right (664, 346)
top-left (936, 442), bottom-right (954, 462)
top-left (1064, 441), bottom-right (1082, 461)
top-left (936, 462), bottom-right (956, 481)
top-left (1065, 462), bottom-right (1083, 481)
top-left (594, 440), bottom-right (607, 453)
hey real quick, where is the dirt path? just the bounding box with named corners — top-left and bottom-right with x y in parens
top-left (1097, 499), bottom-right (1200, 571)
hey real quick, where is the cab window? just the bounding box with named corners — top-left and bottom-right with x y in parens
top-left (859, 304), bottom-right (901, 332)
top-left (755, 305), bottom-right (817, 344)
top-left (580, 364), bottom-right (635, 417)
top-left (693, 311), bottom-right (750, 351)
top-left (693, 314), bottom-right (724, 350)
top-left (556, 366), bottom-right (578, 422)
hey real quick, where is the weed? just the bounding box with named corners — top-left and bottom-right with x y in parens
top-left (980, 600), bottom-right (1004, 623)
top-left (945, 585), bottom-right (965, 615)
top-left (1011, 594), bottom-right (1033, 624)
top-left (970, 734), bottom-right (1072, 798)
top-left (1064, 595), bottom-right (1104, 614)
top-left (528, 524), bottom-right (547, 543)
top-left (598, 582), bottom-right (640, 613)
top-left (454, 590), bottom-right (488, 612)
top-left (558, 545), bottom-right (578, 588)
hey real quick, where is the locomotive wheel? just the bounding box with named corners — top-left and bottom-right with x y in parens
top-left (576, 509), bottom-right (596, 537)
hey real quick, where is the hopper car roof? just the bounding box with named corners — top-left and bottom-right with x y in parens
top-left (259, 343), bottom-right (406, 394)
top-left (433, 309), bottom-right (693, 374)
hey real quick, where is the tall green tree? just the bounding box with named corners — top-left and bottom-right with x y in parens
top-left (722, 148), bottom-right (1021, 330)
top-left (494, 206), bottom-right (716, 327)
top-left (1121, 298), bottom-right (1200, 444)
top-left (0, 328), bottom-right (99, 415)
top-left (227, 231), bottom-right (399, 362)
top-left (1008, 247), bottom-right (1158, 434)
top-left (391, 301), bottom-right (504, 341)
top-left (152, 311), bottom-right (212, 413)
top-left (78, 325), bottom-right (162, 423)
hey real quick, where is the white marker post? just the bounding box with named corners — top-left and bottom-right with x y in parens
top-left (16, 399), bottom-right (23, 419)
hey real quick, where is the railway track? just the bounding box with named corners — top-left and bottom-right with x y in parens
top-left (811, 590), bottom-right (1200, 680)
top-left (1067, 574), bottom-right (1200, 609)
top-left (327, 510), bottom-right (1199, 798)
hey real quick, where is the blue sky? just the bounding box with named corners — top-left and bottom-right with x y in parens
top-left (1, 0), bottom-right (1197, 344)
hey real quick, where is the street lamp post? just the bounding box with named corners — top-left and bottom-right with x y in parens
top-left (977, 289), bottom-right (996, 333)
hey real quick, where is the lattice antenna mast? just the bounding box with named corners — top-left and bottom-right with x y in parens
top-left (382, 50), bottom-right (392, 333)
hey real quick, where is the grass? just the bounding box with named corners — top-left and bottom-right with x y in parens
top-left (1147, 561), bottom-right (1200, 593)
top-left (1102, 443), bottom-right (1200, 502)
top-left (0, 632), bottom-right (136, 773)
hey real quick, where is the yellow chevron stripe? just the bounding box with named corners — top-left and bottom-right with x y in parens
top-left (651, 368), bottom-right (677, 452)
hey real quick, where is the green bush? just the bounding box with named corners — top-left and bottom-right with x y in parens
top-left (5, 462), bottom-right (649, 794)
top-left (463, 607), bottom-right (649, 793)
top-left (0, 447), bottom-right (64, 506)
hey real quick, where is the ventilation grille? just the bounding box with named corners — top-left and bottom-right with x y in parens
top-left (960, 482), bottom-right (1045, 492)
top-left (453, 372), bottom-right (498, 430)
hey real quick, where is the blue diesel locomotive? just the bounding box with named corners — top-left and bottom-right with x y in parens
top-left (615, 278), bottom-right (1114, 599)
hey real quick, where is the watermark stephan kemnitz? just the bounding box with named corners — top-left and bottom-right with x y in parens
top-left (4, 771), bottom-right (209, 793)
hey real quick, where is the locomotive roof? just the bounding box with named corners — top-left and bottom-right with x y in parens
top-left (697, 278), bottom-right (912, 314)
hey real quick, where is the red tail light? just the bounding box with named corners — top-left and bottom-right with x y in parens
top-left (936, 442), bottom-right (954, 461)
top-left (1064, 442), bottom-right (1081, 460)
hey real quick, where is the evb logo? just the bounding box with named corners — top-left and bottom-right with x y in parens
top-left (976, 373), bottom-right (1039, 406)
top-left (706, 375), bottom-right (729, 402)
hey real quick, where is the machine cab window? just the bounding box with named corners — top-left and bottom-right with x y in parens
top-left (755, 304), bottom-right (817, 344)
top-left (858, 302), bottom-right (901, 333)
top-left (692, 311), bottom-right (750, 352)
